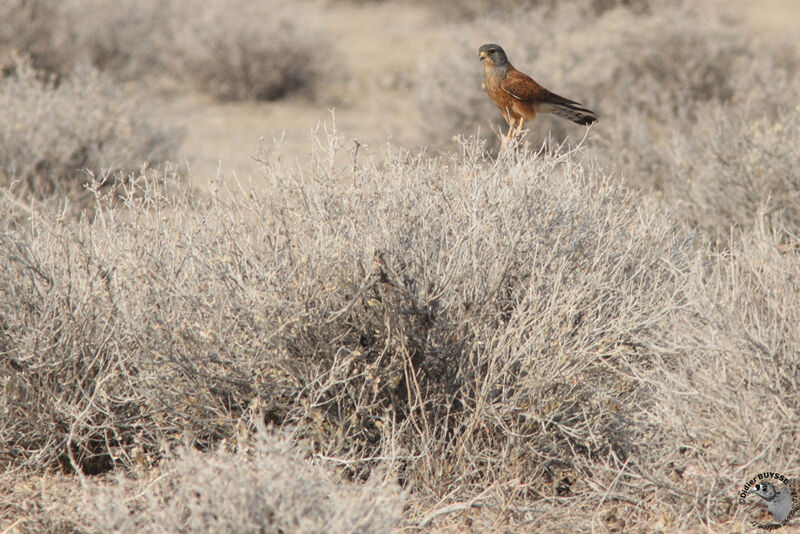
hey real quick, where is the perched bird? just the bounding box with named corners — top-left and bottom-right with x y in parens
top-left (749, 481), bottom-right (798, 523)
top-left (478, 44), bottom-right (596, 144)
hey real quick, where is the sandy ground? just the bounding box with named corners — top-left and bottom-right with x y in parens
top-left (728, 0), bottom-right (800, 37)
top-left (153, 0), bottom-right (799, 188)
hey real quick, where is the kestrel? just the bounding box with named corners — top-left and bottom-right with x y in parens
top-left (479, 44), bottom-right (596, 144)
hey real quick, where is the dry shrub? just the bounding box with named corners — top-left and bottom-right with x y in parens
top-left (667, 103), bottom-right (800, 241)
top-left (648, 217), bottom-right (800, 522)
top-left (2, 129), bottom-right (800, 530)
top-left (0, 432), bottom-right (401, 533)
top-left (590, 15), bottom-right (799, 239)
top-left (256, 134), bottom-right (696, 514)
top-left (0, 470), bottom-right (89, 533)
top-left (88, 430), bottom-right (402, 534)
top-left (0, 0), bottom-right (65, 75)
top-left (0, 0), bottom-right (337, 101)
top-left (58, 0), bottom-right (170, 79)
top-left (428, 0), bottom-right (656, 20)
top-left (568, 3), bottom-right (798, 198)
top-left (164, 0), bottom-right (335, 100)
top-left (0, 57), bottom-right (178, 202)
top-left (0, 130), bottom-right (697, 528)
top-left (0, 0), bottom-right (168, 79)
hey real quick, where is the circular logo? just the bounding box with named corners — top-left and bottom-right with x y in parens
top-left (740, 472), bottom-right (798, 530)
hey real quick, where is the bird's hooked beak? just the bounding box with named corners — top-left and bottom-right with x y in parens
top-left (479, 50), bottom-right (488, 61)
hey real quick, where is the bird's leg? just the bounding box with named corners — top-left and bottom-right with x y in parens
top-left (504, 123), bottom-right (513, 145)
top-left (516, 118), bottom-right (531, 148)
top-left (501, 110), bottom-right (516, 148)
top-left (508, 117), bottom-right (524, 139)
top-left (499, 118), bottom-right (511, 150)
top-left (501, 118), bottom-right (525, 150)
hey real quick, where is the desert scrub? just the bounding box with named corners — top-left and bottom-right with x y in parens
top-left (0, 130), bottom-right (696, 523)
top-left (55, 0), bottom-right (171, 79)
top-left (667, 102), bottom-right (800, 240)
top-left (428, 0), bottom-right (659, 20)
top-left (2, 131), bottom-right (800, 530)
top-left (259, 134), bottom-right (701, 529)
top-left (87, 430), bottom-right (402, 534)
top-left (0, 0), bottom-right (169, 79)
top-left (0, 57), bottom-right (177, 202)
top-left (0, 431), bottom-right (402, 533)
top-left (167, 0), bottom-right (336, 100)
top-left (0, 0), bottom-right (337, 101)
top-left (660, 216), bottom-right (800, 478)
top-left (0, 0), bottom-right (65, 75)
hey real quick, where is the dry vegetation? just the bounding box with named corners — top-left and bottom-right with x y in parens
top-left (165, 0), bottom-right (335, 100)
top-left (0, 0), bottom-right (335, 100)
top-left (0, 0), bottom-right (168, 79)
top-left (0, 56), bottom-right (177, 203)
top-left (88, 430), bottom-right (403, 534)
top-left (1, 0), bottom-right (799, 532)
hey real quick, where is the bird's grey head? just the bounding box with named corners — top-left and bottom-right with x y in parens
top-left (750, 482), bottom-right (778, 501)
top-left (479, 44), bottom-right (509, 67)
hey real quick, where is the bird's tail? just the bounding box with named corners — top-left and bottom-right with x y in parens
top-left (541, 92), bottom-right (598, 125)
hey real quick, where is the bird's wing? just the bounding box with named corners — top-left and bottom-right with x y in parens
top-left (501, 66), bottom-right (597, 125)
top-left (500, 66), bottom-right (549, 102)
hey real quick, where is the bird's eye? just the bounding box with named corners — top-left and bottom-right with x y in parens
top-left (489, 49), bottom-right (496, 54)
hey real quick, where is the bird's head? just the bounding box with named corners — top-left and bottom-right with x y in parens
top-left (749, 482), bottom-right (778, 501)
top-left (479, 44), bottom-right (508, 67)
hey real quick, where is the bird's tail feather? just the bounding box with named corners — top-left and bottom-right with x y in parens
top-left (542, 93), bottom-right (598, 125)
top-left (551, 104), bottom-right (597, 125)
